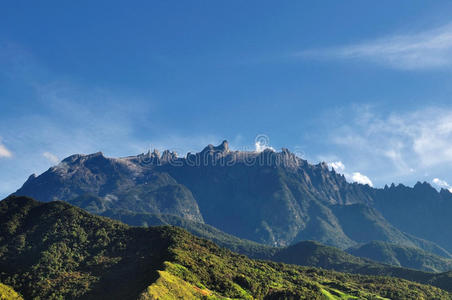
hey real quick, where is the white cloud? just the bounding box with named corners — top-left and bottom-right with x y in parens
top-left (432, 178), bottom-right (452, 192)
top-left (300, 23), bottom-right (452, 70)
top-left (328, 161), bottom-right (345, 173)
top-left (255, 141), bottom-right (275, 152)
top-left (350, 172), bottom-right (373, 187)
top-left (322, 106), bottom-right (452, 186)
top-left (0, 140), bottom-right (12, 158)
top-left (43, 152), bottom-right (59, 164)
top-left (337, 107), bottom-right (452, 166)
top-left (327, 160), bottom-right (372, 186)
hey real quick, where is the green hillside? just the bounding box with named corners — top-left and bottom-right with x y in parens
top-left (100, 209), bottom-right (452, 291)
top-left (0, 283), bottom-right (22, 300)
top-left (98, 207), bottom-right (452, 293)
top-left (272, 240), bottom-right (370, 270)
top-left (140, 230), bottom-right (450, 300)
top-left (0, 196), bottom-right (450, 299)
top-left (267, 240), bottom-right (452, 293)
top-left (347, 241), bottom-right (452, 273)
top-left (102, 209), bottom-right (277, 259)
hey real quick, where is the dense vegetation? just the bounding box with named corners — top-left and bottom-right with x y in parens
top-left (102, 210), bottom-right (277, 259)
top-left (347, 241), bottom-right (452, 273)
top-left (142, 227), bottom-right (452, 299)
top-left (0, 196), bottom-right (171, 299)
top-left (99, 208), bottom-right (452, 291)
top-left (1, 196), bottom-right (450, 299)
top-left (0, 283), bottom-right (22, 300)
top-left (269, 240), bottom-right (452, 293)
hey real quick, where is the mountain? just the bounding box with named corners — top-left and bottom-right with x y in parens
top-left (17, 152), bottom-right (204, 222)
top-left (370, 182), bottom-right (452, 253)
top-left (331, 203), bottom-right (451, 258)
top-left (347, 241), bottom-right (452, 273)
top-left (1, 196), bottom-right (450, 299)
top-left (14, 141), bottom-right (452, 257)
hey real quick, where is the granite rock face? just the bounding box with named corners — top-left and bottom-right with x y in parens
top-left (16, 151), bottom-right (204, 223)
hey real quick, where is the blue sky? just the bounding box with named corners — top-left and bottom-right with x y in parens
top-left (2, 1), bottom-right (452, 197)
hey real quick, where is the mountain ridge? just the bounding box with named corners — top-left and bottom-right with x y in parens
top-left (14, 141), bottom-right (452, 256)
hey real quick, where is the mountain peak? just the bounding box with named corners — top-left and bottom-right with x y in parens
top-left (413, 181), bottom-right (435, 191)
top-left (61, 151), bottom-right (106, 164)
top-left (219, 140), bottom-right (229, 152)
top-left (201, 140), bottom-right (230, 154)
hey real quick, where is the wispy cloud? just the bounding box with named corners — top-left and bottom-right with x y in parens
top-left (300, 23), bottom-right (452, 70)
top-left (0, 42), bottom-right (226, 198)
top-left (42, 152), bottom-right (59, 164)
top-left (0, 139), bottom-right (12, 158)
top-left (324, 105), bottom-right (452, 186)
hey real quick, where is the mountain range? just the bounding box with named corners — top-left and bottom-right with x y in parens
top-left (14, 141), bottom-right (452, 260)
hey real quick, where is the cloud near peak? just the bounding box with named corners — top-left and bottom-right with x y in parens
top-left (432, 178), bottom-right (452, 192)
top-left (328, 160), bottom-right (373, 187)
top-left (254, 141), bottom-right (275, 153)
top-left (43, 152), bottom-right (59, 164)
top-left (351, 172), bottom-right (373, 187)
top-left (328, 161), bottom-right (345, 173)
